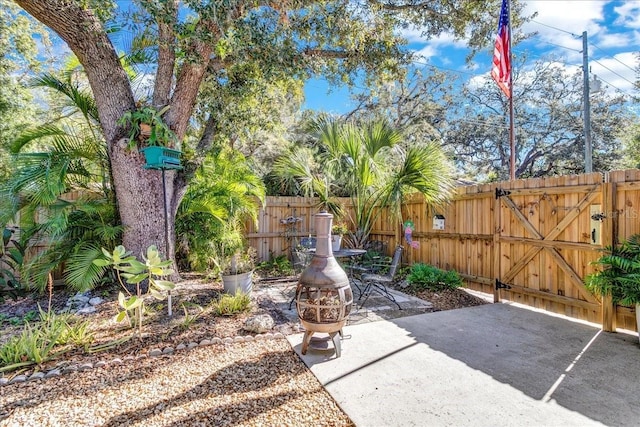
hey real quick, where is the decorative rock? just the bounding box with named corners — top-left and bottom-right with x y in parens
top-left (28, 372), bottom-right (45, 381)
top-left (136, 354), bottom-right (147, 360)
top-left (149, 349), bottom-right (163, 357)
top-left (78, 363), bottom-right (93, 371)
top-left (45, 369), bottom-right (61, 378)
top-left (176, 343), bottom-right (186, 351)
top-left (199, 339), bottom-right (212, 346)
top-left (76, 306), bottom-right (97, 315)
top-left (123, 355), bottom-right (135, 362)
top-left (273, 332), bottom-right (285, 339)
top-left (233, 336), bottom-right (244, 343)
top-left (243, 314), bottom-right (275, 333)
top-left (69, 294), bottom-right (91, 304)
top-left (211, 337), bottom-right (223, 344)
top-left (0, 378), bottom-right (9, 386)
top-left (95, 361), bottom-right (107, 368)
top-left (187, 342), bottom-right (198, 349)
top-left (223, 337), bottom-right (233, 344)
top-left (62, 366), bottom-right (78, 374)
top-left (10, 375), bottom-right (28, 384)
top-left (162, 347), bottom-right (174, 354)
top-left (110, 358), bottom-right (123, 364)
top-left (254, 334), bottom-right (265, 341)
top-left (263, 333), bottom-right (274, 340)
top-left (243, 335), bottom-right (254, 342)
top-left (88, 297), bottom-right (104, 306)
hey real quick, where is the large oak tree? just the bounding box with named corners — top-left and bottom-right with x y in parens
top-left (13, 0), bottom-right (518, 265)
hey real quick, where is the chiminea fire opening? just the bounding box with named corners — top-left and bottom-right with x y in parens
top-left (295, 211), bottom-right (353, 357)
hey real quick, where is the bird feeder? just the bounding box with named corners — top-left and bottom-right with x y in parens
top-left (140, 146), bottom-right (182, 170)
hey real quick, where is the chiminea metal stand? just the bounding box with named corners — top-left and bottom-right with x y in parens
top-left (295, 211), bottom-right (353, 357)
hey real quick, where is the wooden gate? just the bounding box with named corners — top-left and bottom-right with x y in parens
top-left (493, 175), bottom-right (605, 326)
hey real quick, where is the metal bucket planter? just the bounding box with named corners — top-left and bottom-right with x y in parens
top-left (222, 271), bottom-right (253, 295)
top-left (331, 235), bottom-right (342, 252)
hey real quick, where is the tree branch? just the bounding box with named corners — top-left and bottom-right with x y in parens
top-left (152, 0), bottom-right (178, 108)
top-left (15, 0), bottom-right (135, 145)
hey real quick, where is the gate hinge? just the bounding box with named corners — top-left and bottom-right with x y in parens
top-left (495, 188), bottom-right (511, 199)
top-left (495, 279), bottom-right (512, 290)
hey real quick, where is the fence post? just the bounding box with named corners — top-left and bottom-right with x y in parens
top-left (493, 186), bottom-right (501, 303)
top-left (601, 180), bottom-right (616, 332)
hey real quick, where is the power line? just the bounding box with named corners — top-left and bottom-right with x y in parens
top-left (590, 58), bottom-right (636, 86)
top-left (591, 74), bottom-right (636, 99)
top-left (590, 43), bottom-right (637, 73)
top-left (531, 20), bottom-right (575, 36)
top-left (533, 39), bottom-right (582, 53)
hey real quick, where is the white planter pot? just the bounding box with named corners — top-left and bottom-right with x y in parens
top-left (222, 270), bottom-right (253, 295)
top-left (331, 235), bottom-right (342, 252)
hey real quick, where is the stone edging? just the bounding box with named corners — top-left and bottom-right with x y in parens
top-left (0, 332), bottom-right (287, 387)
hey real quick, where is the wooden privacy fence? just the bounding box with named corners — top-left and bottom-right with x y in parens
top-left (249, 170), bottom-right (640, 333)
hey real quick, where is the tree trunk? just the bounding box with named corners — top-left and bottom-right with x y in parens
top-left (15, 1), bottom-right (195, 276)
top-left (110, 140), bottom-right (183, 274)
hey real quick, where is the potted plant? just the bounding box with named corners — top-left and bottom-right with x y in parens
top-left (117, 105), bottom-right (177, 149)
top-left (219, 246), bottom-right (256, 295)
top-left (585, 234), bottom-right (640, 341)
top-left (331, 222), bottom-right (349, 252)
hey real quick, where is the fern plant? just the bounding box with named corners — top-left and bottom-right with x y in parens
top-left (585, 234), bottom-right (640, 305)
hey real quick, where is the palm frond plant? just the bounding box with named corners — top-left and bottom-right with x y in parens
top-left (272, 117), bottom-right (453, 249)
top-left (176, 147), bottom-right (265, 274)
top-left (0, 69), bottom-right (119, 293)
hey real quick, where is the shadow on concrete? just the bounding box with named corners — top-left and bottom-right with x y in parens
top-left (289, 303), bottom-right (640, 426)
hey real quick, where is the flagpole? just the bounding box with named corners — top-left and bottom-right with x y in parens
top-left (507, 0), bottom-right (516, 180)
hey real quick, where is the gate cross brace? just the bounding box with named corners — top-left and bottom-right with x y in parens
top-left (499, 186), bottom-right (600, 304)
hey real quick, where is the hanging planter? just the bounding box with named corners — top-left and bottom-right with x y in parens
top-left (140, 146), bottom-right (182, 170)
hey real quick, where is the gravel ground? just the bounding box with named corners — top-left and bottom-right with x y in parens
top-left (0, 339), bottom-right (353, 427)
top-left (0, 273), bottom-right (485, 426)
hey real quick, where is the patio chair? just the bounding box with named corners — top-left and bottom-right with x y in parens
top-left (288, 237), bottom-right (317, 309)
top-left (358, 245), bottom-right (403, 310)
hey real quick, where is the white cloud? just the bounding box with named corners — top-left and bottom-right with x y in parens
top-left (523, 1), bottom-right (605, 36)
top-left (590, 52), bottom-right (637, 94)
top-left (614, 1), bottom-right (640, 28)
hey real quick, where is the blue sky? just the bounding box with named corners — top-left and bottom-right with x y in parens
top-left (303, 0), bottom-right (639, 113)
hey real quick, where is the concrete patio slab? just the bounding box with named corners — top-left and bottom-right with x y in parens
top-left (287, 303), bottom-right (640, 427)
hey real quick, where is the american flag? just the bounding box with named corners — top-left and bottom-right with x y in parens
top-left (491, 0), bottom-right (511, 98)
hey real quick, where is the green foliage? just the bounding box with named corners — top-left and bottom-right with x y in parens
top-left (117, 105), bottom-right (177, 149)
top-left (1, 69), bottom-right (121, 293)
top-left (212, 292), bottom-right (251, 316)
top-left (0, 308), bottom-right (94, 372)
top-left (175, 147), bottom-right (265, 273)
top-left (273, 118), bottom-right (453, 248)
top-left (0, 227), bottom-right (26, 303)
top-left (407, 263), bottom-right (464, 291)
top-left (178, 302), bottom-right (204, 330)
top-left (94, 245), bottom-right (175, 337)
top-left (256, 254), bottom-right (294, 277)
top-left (585, 234), bottom-right (640, 306)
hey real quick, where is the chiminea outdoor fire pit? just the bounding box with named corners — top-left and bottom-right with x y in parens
top-left (295, 211), bottom-right (353, 357)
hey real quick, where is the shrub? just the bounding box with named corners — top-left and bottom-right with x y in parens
top-left (0, 227), bottom-right (26, 303)
top-left (407, 263), bottom-right (464, 291)
top-left (0, 308), bottom-right (94, 372)
top-left (256, 254), bottom-right (293, 276)
top-left (93, 245), bottom-right (175, 337)
top-left (212, 292), bottom-right (251, 316)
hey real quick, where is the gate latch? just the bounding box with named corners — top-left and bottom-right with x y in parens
top-left (495, 188), bottom-right (511, 199)
top-left (495, 279), bottom-right (512, 290)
